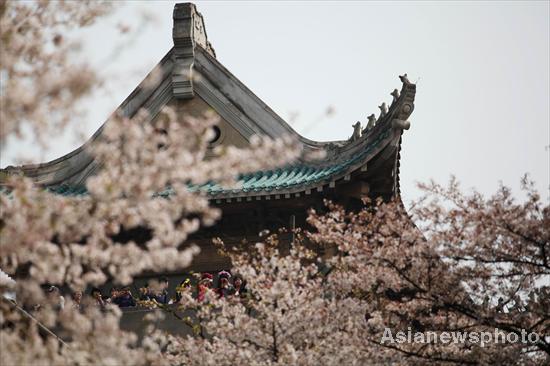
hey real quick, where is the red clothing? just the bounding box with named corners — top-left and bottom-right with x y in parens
top-left (198, 284), bottom-right (209, 302)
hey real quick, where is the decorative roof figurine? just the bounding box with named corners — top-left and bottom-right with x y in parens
top-left (366, 114), bottom-right (377, 131)
top-left (391, 89), bottom-right (400, 104)
top-left (399, 73), bottom-right (411, 85)
top-left (351, 121), bottom-right (362, 141)
top-left (378, 102), bottom-right (388, 118)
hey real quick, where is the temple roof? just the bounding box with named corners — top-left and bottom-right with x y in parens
top-left (1, 3), bottom-right (416, 202)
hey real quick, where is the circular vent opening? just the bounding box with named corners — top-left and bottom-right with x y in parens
top-left (209, 125), bottom-right (221, 144)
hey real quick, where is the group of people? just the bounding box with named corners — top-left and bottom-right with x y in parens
top-left (195, 270), bottom-right (247, 302)
top-left (45, 271), bottom-right (249, 311)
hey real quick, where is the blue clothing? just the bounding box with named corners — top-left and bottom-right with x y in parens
top-left (114, 294), bottom-right (136, 307)
top-left (154, 290), bottom-right (169, 304)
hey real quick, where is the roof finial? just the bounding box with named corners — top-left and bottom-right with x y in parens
top-left (172, 3), bottom-right (216, 99)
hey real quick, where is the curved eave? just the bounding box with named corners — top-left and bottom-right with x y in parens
top-left (0, 41), bottom-right (416, 198)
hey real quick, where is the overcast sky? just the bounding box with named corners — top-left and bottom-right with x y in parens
top-left (2, 1), bottom-right (549, 205)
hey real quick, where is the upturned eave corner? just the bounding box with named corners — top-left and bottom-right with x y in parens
top-left (340, 74), bottom-right (416, 201)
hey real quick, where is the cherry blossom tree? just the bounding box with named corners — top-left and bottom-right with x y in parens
top-left (0, 0), bottom-right (111, 147)
top-left (159, 178), bottom-right (548, 366)
top-left (306, 177), bottom-right (549, 365)
top-left (1, 2), bottom-right (299, 364)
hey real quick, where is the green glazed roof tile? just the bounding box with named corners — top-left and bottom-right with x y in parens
top-left (9, 126), bottom-right (393, 200)
top-left (270, 169), bottom-right (291, 187)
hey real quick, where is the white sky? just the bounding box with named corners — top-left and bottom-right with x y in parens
top-left (2, 1), bottom-right (549, 205)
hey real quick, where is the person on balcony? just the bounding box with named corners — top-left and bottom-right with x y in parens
top-left (197, 273), bottom-right (213, 302)
top-left (216, 271), bottom-right (234, 298)
top-left (154, 277), bottom-right (170, 304)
